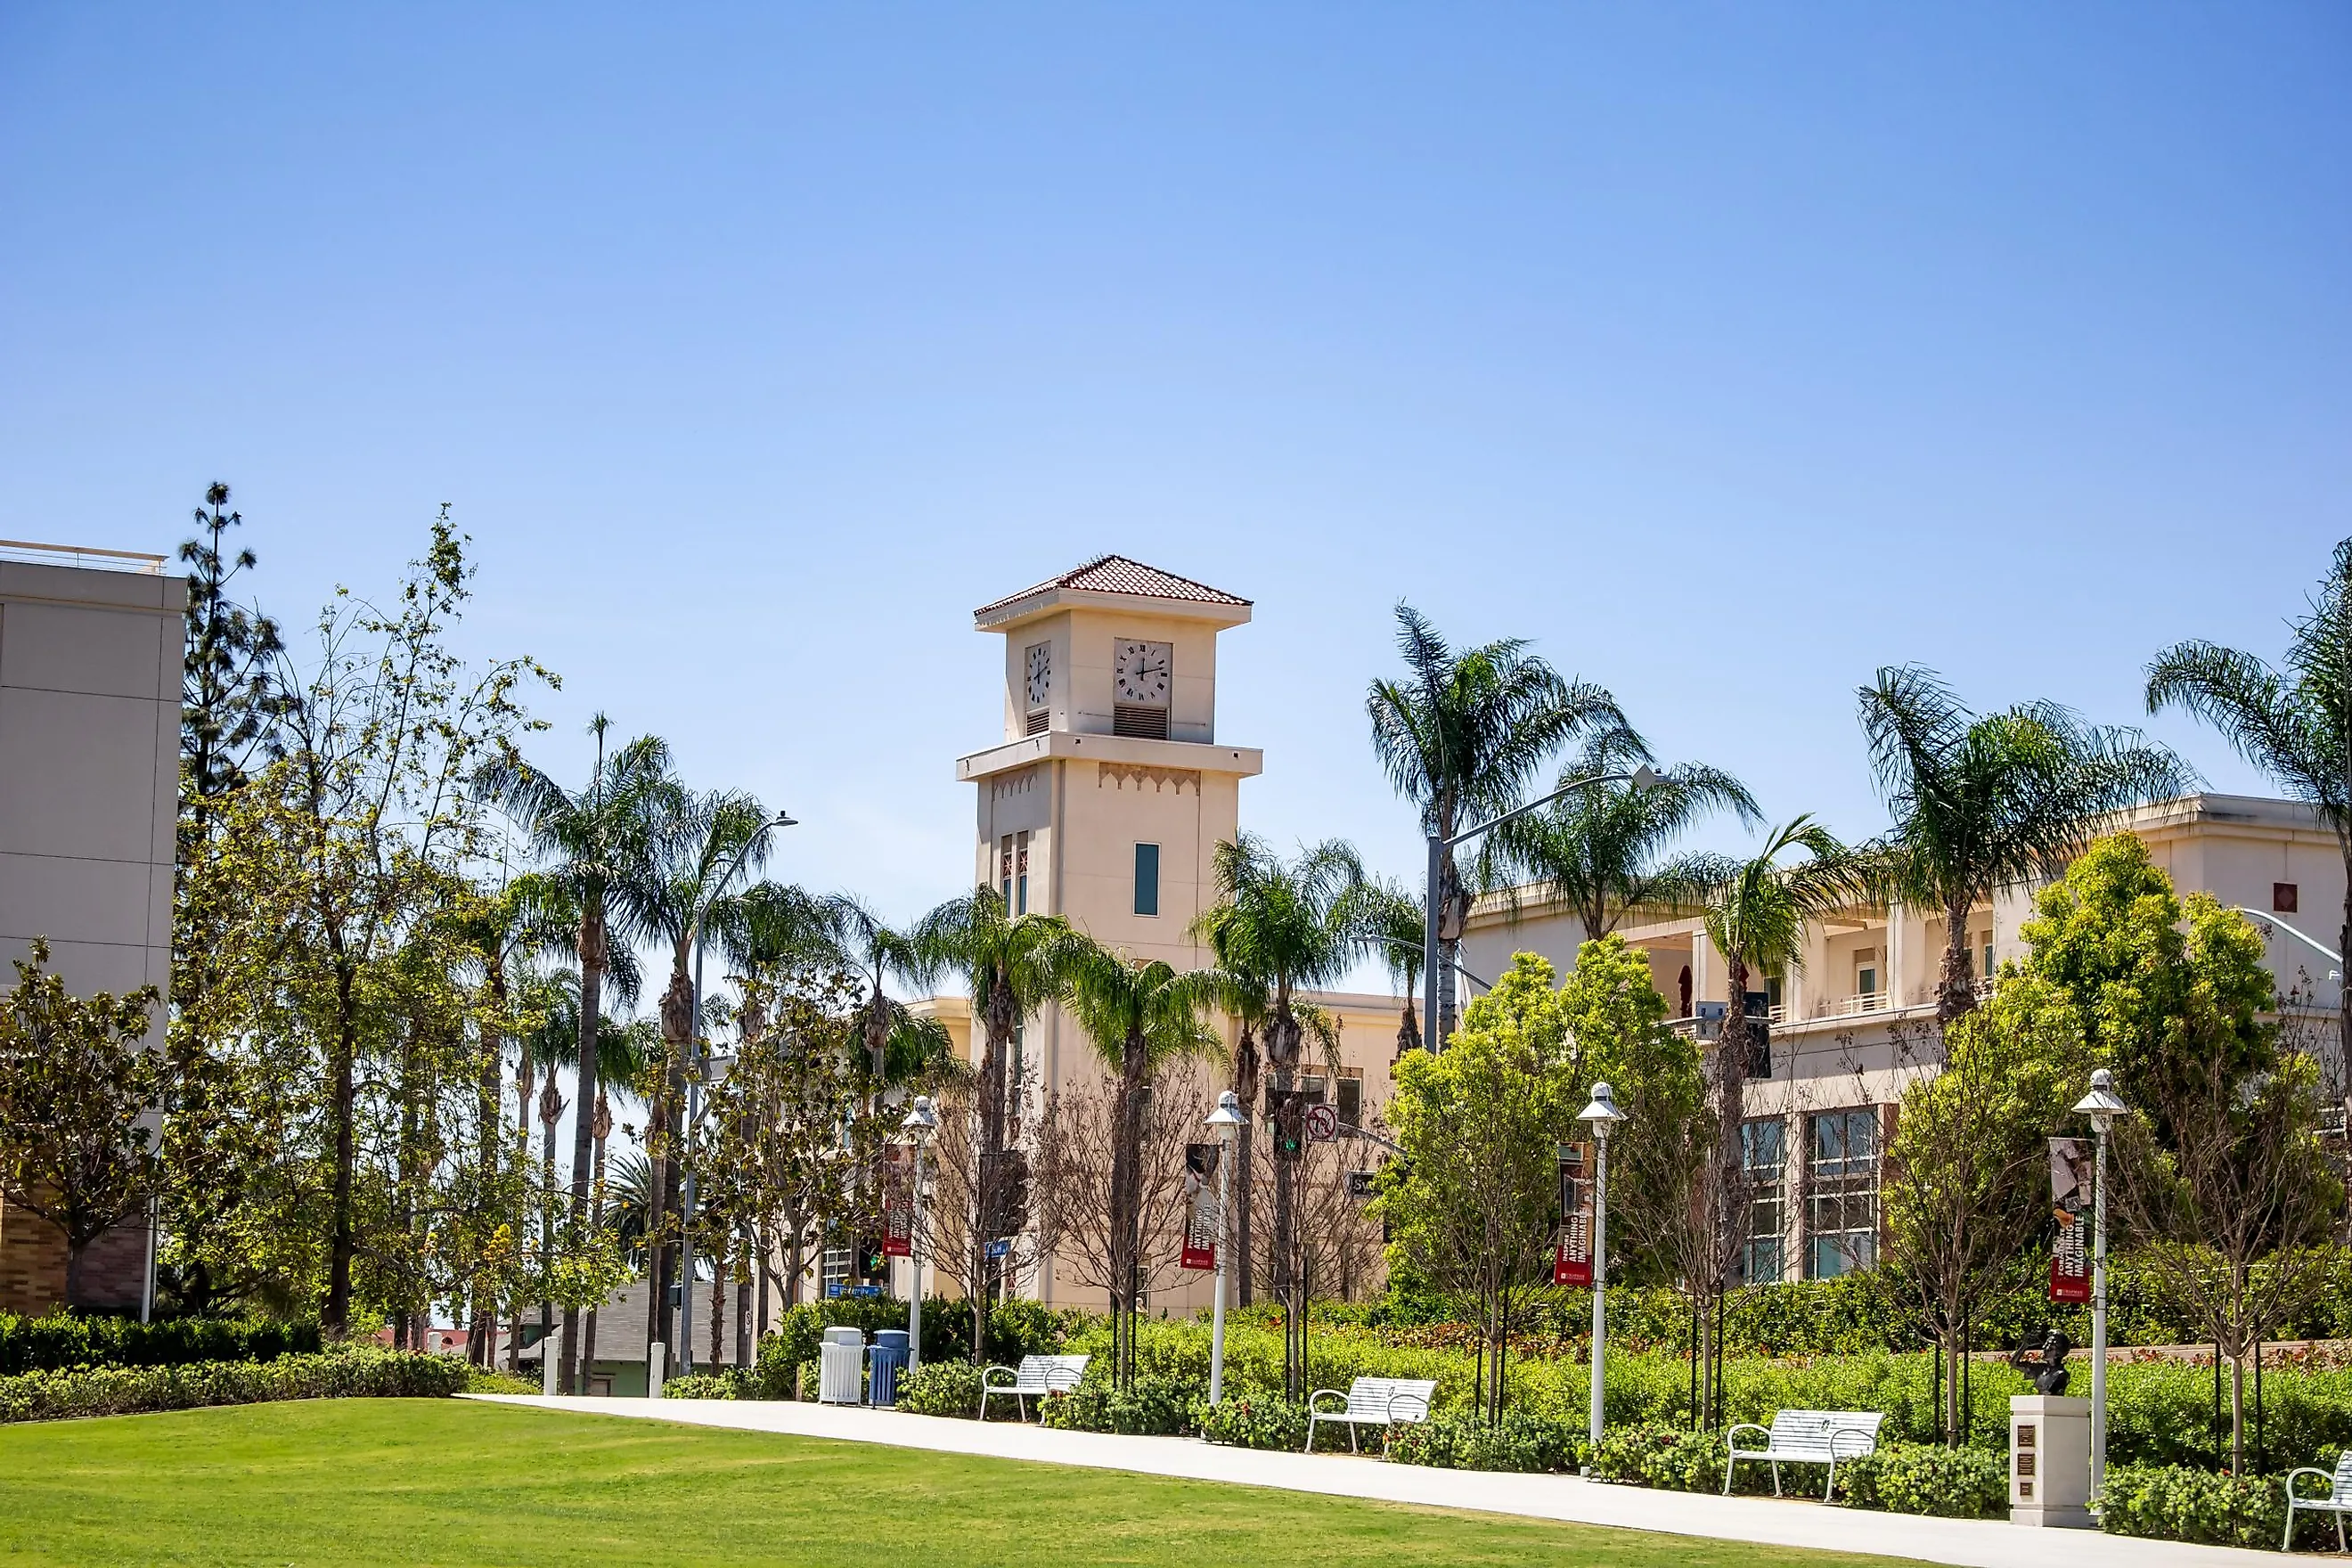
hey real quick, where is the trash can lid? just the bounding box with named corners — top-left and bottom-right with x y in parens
top-left (822, 1327), bottom-right (865, 1345)
top-left (873, 1329), bottom-right (910, 1349)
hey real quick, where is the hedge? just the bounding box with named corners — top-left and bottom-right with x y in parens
top-left (0, 1348), bottom-right (467, 1423)
top-left (2099, 1463), bottom-right (2287, 1549)
top-left (0, 1311), bottom-right (321, 1376)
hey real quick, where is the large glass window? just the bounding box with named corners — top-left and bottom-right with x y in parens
top-left (821, 1245), bottom-right (852, 1299)
top-left (1807, 1108), bottom-right (1880, 1278)
top-left (1739, 1118), bottom-right (1787, 1283)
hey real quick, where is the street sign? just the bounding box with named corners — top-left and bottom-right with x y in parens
top-left (1344, 1170), bottom-right (1376, 1200)
top-left (986, 1237), bottom-right (1012, 1261)
top-left (1304, 1103), bottom-right (1339, 1143)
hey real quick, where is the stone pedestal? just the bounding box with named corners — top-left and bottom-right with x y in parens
top-left (2010, 1394), bottom-right (2092, 1528)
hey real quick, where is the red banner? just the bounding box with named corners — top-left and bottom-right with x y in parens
top-left (1554, 1142), bottom-right (1594, 1287)
top-left (2047, 1137), bottom-right (2090, 1303)
top-left (882, 1146), bottom-right (913, 1258)
top-left (1181, 1143), bottom-right (1219, 1271)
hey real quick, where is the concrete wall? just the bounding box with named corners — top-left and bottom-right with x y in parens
top-left (0, 554), bottom-right (183, 1316)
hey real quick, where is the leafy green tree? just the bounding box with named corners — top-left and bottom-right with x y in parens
top-left (0, 942), bottom-right (162, 1305)
top-left (1490, 729), bottom-right (1759, 941)
top-left (1189, 833), bottom-right (1360, 1325)
top-left (1367, 604), bottom-right (1627, 1045)
top-left (1858, 665), bottom-right (2187, 1025)
top-left (1377, 953), bottom-right (1577, 1418)
top-left (2147, 536), bottom-right (2352, 1069)
top-left (177, 481), bottom-right (285, 808)
top-left (474, 718), bottom-right (674, 1387)
top-left (1053, 938), bottom-right (1220, 1388)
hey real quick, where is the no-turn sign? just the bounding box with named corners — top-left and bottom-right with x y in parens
top-left (1304, 1103), bottom-right (1339, 1143)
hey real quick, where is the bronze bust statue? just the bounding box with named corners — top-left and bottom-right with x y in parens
top-left (2008, 1328), bottom-right (2074, 1396)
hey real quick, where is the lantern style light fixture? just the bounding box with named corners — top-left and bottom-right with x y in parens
top-left (1205, 1090), bottom-right (1246, 1405)
top-left (1578, 1082), bottom-right (1628, 1462)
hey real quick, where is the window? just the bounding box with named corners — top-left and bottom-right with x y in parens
top-left (1739, 1119), bottom-right (1787, 1284)
top-left (1301, 1074), bottom-right (1327, 1106)
top-left (1337, 1074), bottom-right (1363, 1130)
top-left (1015, 831), bottom-right (1030, 916)
top-left (1980, 932), bottom-right (1995, 981)
top-left (2276, 882), bottom-right (2299, 914)
top-left (1009, 1023), bottom-right (1025, 1131)
top-left (1807, 1109), bottom-right (1879, 1278)
top-left (821, 1245), bottom-right (852, 1299)
top-left (1856, 964), bottom-right (1878, 998)
top-left (1133, 843), bottom-right (1160, 917)
top-left (999, 835), bottom-right (1014, 909)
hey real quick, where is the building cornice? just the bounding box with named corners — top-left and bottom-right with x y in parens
top-left (956, 731), bottom-right (1263, 783)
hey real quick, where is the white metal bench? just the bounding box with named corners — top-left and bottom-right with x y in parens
top-left (1724, 1409), bottom-right (1883, 1499)
top-left (1305, 1376), bottom-right (1437, 1453)
top-left (2284, 1451), bottom-right (2352, 1551)
top-left (979, 1353), bottom-right (1089, 1420)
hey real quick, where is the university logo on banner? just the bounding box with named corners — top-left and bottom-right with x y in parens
top-left (1182, 1143), bottom-right (1221, 1271)
top-left (882, 1143), bottom-right (913, 1259)
top-left (1554, 1141), bottom-right (1595, 1287)
top-left (2047, 1137), bottom-right (2092, 1303)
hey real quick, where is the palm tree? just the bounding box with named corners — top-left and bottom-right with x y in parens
top-left (474, 716), bottom-right (674, 1392)
top-left (1055, 935), bottom-right (1221, 1388)
top-left (2148, 538), bottom-right (2352, 1067)
top-left (1337, 877), bottom-right (1428, 1058)
top-left (818, 894), bottom-right (940, 1088)
top-left (1489, 729), bottom-right (1760, 944)
top-left (624, 788), bottom-right (779, 1377)
top-left (1189, 835), bottom-right (1360, 1317)
top-left (1367, 604), bottom-right (1628, 1045)
top-left (1859, 666), bottom-right (2189, 1025)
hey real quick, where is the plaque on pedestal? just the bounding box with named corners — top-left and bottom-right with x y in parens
top-left (2010, 1394), bottom-right (2092, 1528)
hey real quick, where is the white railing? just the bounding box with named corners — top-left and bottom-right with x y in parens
top-left (0, 539), bottom-right (167, 575)
top-left (1830, 990), bottom-right (1893, 1017)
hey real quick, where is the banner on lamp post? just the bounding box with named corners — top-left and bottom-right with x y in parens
top-left (2047, 1136), bottom-right (2092, 1303)
top-left (1181, 1143), bottom-right (1220, 1270)
top-left (1554, 1140), bottom-right (1595, 1287)
top-left (882, 1143), bottom-right (913, 1259)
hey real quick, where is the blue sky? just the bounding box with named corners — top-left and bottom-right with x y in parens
top-left (4, 4), bottom-right (2348, 983)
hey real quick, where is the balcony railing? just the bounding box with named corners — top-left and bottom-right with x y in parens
top-left (0, 539), bottom-right (167, 575)
top-left (1828, 989), bottom-right (1893, 1018)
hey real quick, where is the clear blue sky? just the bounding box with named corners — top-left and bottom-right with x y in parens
top-left (4, 4), bottom-right (2348, 983)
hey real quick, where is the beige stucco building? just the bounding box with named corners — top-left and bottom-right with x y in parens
top-left (1461, 792), bottom-right (2348, 1283)
top-left (0, 541), bottom-right (184, 1316)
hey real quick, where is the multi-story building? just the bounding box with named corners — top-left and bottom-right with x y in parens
top-left (0, 540), bottom-right (184, 1316)
top-left (1461, 792), bottom-right (2348, 1283)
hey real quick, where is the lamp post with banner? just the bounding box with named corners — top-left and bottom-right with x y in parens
top-left (2070, 1068), bottom-right (2128, 1496)
top-left (901, 1096), bottom-right (938, 1374)
top-left (1578, 1082), bottom-right (1627, 1460)
top-left (1204, 1090), bottom-right (1245, 1406)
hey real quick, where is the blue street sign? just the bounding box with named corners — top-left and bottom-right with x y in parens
top-left (986, 1237), bottom-right (1011, 1260)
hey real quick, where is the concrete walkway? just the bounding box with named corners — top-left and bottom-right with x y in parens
top-left (465, 1394), bottom-right (2279, 1568)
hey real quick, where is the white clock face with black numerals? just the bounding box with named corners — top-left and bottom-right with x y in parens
top-left (1025, 642), bottom-right (1051, 706)
top-left (1115, 641), bottom-right (1172, 706)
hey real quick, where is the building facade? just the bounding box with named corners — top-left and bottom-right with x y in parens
top-left (1460, 792), bottom-right (2348, 1283)
top-left (0, 541), bottom-right (184, 1316)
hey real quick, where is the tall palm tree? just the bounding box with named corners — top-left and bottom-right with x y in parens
top-left (474, 716), bottom-right (674, 1392)
top-left (1190, 835), bottom-right (1360, 1316)
top-left (910, 886), bottom-right (1073, 1352)
top-left (1489, 729), bottom-right (1760, 943)
top-left (624, 788), bottom-right (778, 1377)
top-left (1859, 666), bottom-right (2189, 1025)
top-left (1367, 604), bottom-right (1628, 1045)
top-left (818, 894), bottom-right (939, 1088)
top-left (1055, 935), bottom-right (1221, 1388)
top-left (2148, 538), bottom-right (2352, 1066)
top-left (1337, 877), bottom-right (1428, 1059)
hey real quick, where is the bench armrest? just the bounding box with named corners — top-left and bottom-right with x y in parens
top-left (1307, 1388), bottom-right (1351, 1415)
top-left (1724, 1424), bottom-right (1771, 1454)
top-left (2285, 1467), bottom-right (2340, 1499)
top-left (1829, 1428), bottom-right (1878, 1458)
top-left (1384, 1392), bottom-right (1431, 1423)
top-left (981, 1365), bottom-right (1023, 1390)
top-left (1043, 1368), bottom-right (1084, 1392)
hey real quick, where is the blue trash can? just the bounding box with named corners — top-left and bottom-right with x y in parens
top-left (868, 1329), bottom-right (911, 1407)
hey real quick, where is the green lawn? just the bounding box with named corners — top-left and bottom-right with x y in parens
top-left (0, 1399), bottom-right (1929, 1567)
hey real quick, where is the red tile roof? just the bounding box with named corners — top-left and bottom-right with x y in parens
top-left (975, 554), bottom-right (1251, 618)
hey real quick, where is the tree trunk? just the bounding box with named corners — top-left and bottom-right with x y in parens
top-left (324, 963), bottom-right (358, 1335)
top-left (1436, 844), bottom-right (1463, 1045)
top-left (539, 1077), bottom-right (560, 1368)
top-left (472, 963), bottom-right (506, 1368)
top-left (581, 1120), bottom-right (608, 1394)
top-left (564, 906), bottom-right (608, 1394)
top-left (1937, 895), bottom-right (1976, 1027)
top-left (2338, 841), bottom-right (2351, 1091)
top-left (2231, 1347), bottom-right (2247, 1474)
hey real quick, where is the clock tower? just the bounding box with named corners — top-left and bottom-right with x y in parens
top-left (958, 556), bottom-right (1262, 1103)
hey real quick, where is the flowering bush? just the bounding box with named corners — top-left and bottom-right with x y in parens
top-left (0, 1348), bottom-right (466, 1423)
top-left (2099, 1463), bottom-right (2285, 1549)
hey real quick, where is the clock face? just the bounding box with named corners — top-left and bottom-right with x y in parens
top-left (1115, 641), bottom-right (1172, 706)
top-left (1025, 642), bottom-right (1051, 706)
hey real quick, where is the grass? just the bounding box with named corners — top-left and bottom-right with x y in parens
top-left (0, 1398), bottom-right (1942, 1568)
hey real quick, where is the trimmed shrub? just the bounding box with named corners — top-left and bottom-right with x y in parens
top-left (896, 1361), bottom-right (984, 1418)
top-left (0, 1311), bottom-right (321, 1376)
top-left (1838, 1442), bottom-right (2005, 1517)
top-left (0, 1348), bottom-right (465, 1423)
top-left (1591, 1423), bottom-right (1723, 1492)
top-left (2105, 1358), bottom-right (2352, 1473)
top-left (662, 1371), bottom-right (753, 1400)
top-left (1038, 1373), bottom-right (1199, 1436)
top-left (2099, 1462), bottom-right (2285, 1549)
top-left (1386, 1409), bottom-right (1580, 1472)
top-left (1197, 1392), bottom-right (1309, 1451)
top-left (464, 1367), bottom-right (537, 1394)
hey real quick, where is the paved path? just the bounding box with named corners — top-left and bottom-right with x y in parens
top-left (466, 1394), bottom-right (2274, 1568)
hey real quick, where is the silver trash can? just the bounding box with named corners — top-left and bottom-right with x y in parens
top-left (818, 1327), bottom-right (866, 1405)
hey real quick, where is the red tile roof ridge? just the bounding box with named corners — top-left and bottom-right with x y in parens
top-left (975, 554), bottom-right (1250, 617)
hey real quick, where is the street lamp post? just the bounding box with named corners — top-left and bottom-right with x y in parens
top-left (1204, 1090), bottom-right (1245, 1406)
top-left (677, 809), bottom-right (796, 1377)
top-left (2071, 1067), bottom-right (2129, 1499)
top-left (1578, 1082), bottom-right (1627, 1463)
top-left (901, 1095), bottom-right (939, 1375)
top-left (1423, 769), bottom-right (1663, 1053)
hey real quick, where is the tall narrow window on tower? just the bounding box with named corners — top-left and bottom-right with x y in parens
top-left (1133, 842), bottom-right (1161, 917)
top-left (1114, 639), bottom-right (1172, 739)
